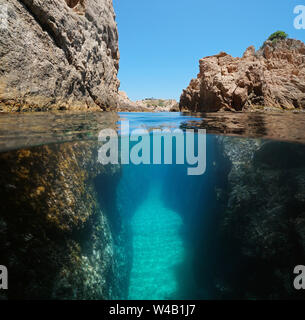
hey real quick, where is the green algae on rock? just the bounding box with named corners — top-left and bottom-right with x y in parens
top-left (0, 141), bottom-right (128, 299)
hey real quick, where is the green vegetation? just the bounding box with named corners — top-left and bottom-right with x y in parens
top-left (267, 31), bottom-right (288, 43)
top-left (261, 31), bottom-right (288, 49)
top-left (144, 99), bottom-right (167, 107)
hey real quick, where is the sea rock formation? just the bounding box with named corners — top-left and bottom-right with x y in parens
top-left (180, 39), bottom-right (305, 112)
top-left (0, 141), bottom-right (130, 299)
top-left (0, 0), bottom-right (120, 112)
top-left (211, 138), bottom-right (305, 299)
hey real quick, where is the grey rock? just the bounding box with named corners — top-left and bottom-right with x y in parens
top-left (0, 0), bottom-right (120, 111)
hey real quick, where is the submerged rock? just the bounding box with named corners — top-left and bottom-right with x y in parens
top-left (212, 137), bottom-right (305, 299)
top-left (180, 39), bottom-right (305, 112)
top-left (0, 142), bottom-right (129, 299)
top-left (253, 141), bottom-right (305, 169)
top-left (0, 0), bottom-right (120, 111)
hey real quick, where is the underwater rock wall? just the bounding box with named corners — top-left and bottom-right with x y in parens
top-left (0, 0), bottom-right (120, 111)
top-left (0, 141), bottom-right (129, 299)
top-left (213, 137), bottom-right (305, 299)
top-left (169, 136), bottom-right (305, 299)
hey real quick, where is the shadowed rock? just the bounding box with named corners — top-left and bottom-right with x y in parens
top-left (253, 141), bottom-right (305, 169)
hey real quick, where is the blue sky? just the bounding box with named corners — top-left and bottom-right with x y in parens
top-left (114, 0), bottom-right (304, 101)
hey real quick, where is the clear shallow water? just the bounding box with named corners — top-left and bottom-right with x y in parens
top-left (1, 111), bottom-right (305, 300)
top-left (1, 111), bottom-right (305, 152)
top-left (116, 126), bottom-right (220, 300)
top-left (128, 184), bottom-right (184, 300)
top-left (118, 112), bottom-right (202, 132)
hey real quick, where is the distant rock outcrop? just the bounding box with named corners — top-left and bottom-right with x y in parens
top-left (180, 39), bottom-right (305, 112)
top-left (118, 91), bottom-right (179, 112)
top-left (0, 0), bottom-right (120, 112)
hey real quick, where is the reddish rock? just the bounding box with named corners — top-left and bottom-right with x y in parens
top-left (180, 39), bottom-right (305, 112)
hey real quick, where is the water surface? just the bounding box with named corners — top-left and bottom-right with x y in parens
top-left (0, 111), bottom-right (305, 300)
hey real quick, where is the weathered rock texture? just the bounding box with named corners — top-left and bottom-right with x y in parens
top-left (211, 138), bottom-right (305, 299)
top-left (0, 0), bottom-right (120, 112)
top-left (180, 39), bottom-right (305, 112)
top-left (0, 141), bottom-right (130, 299)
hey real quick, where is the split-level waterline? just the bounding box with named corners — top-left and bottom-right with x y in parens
top-left (0, 112), bottom-right (305, 300)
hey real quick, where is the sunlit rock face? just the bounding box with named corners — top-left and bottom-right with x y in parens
top-left (180, 39), bottom-right (305, 112)
top-left (0, 0), bottom-right (120, 111)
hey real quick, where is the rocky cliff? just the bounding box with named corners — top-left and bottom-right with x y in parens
top-left (180, 39), bottom-right (305, 112)
top-left (0, 0), bottom-right (120, 112)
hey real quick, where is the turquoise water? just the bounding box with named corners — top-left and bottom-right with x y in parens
top-left (114, 113), bottom-right (305, 300)
top-left (115, 113), bottom-right (220, 300)
top-left (128, 184), bottom-right (184, 299)
top-left (117, 162), bottom-right (202, 300)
